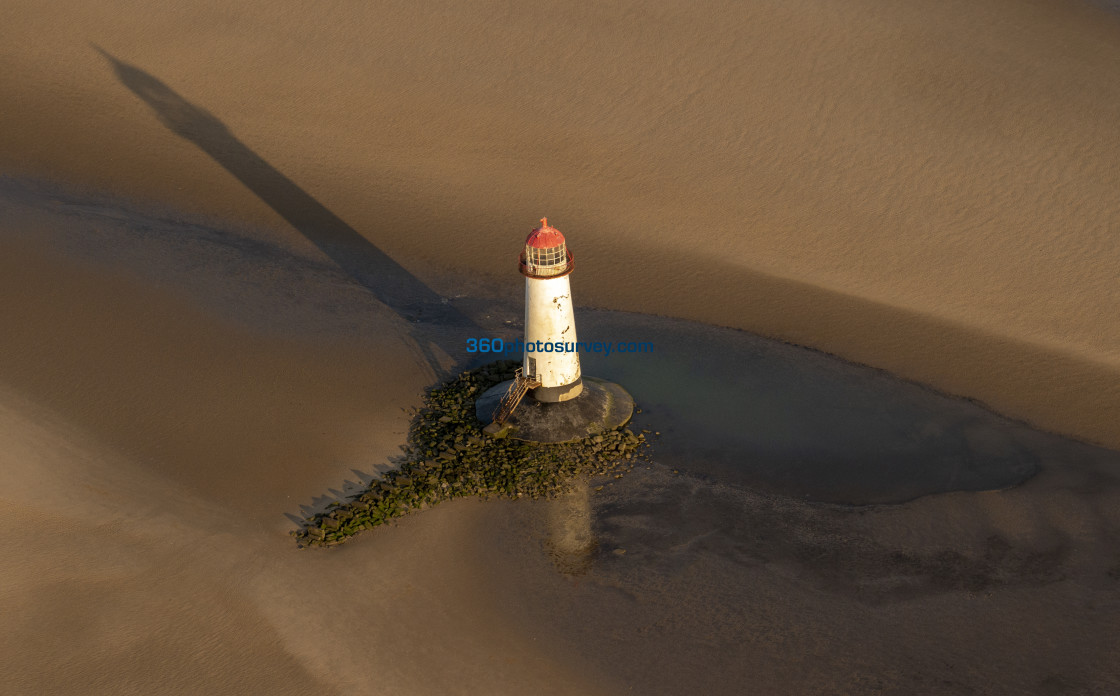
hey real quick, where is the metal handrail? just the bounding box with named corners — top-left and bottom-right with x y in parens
top-left (491, 368), bottom-right (541, 424)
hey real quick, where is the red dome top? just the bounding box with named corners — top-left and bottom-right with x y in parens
top-left (525, 217), bottom-right (566, 249)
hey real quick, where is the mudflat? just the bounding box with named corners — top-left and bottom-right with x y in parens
top-left (2, 1), bottom-right (1119, 693)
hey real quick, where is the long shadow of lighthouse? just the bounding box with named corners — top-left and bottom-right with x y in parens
top-left (94, 47), bottom-right (474, 375)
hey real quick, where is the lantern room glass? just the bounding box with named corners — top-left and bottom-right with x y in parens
top-left (525, 242), bottom-right (568, 275)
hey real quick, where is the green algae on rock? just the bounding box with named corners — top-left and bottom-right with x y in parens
top-left (291, 361), bottom-right (651, 548)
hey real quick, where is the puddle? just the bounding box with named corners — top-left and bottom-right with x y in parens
top-left (573, 310), bottom-right (1045, 504)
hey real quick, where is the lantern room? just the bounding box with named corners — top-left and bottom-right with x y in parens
top-left (520, 217), bottom-right (574, 278)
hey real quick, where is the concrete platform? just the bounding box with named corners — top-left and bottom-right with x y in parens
top-left (475, 376), bottom-right (635, 444)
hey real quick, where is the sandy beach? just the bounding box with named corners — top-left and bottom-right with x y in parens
top-left (2, 1), bottom-right (1120, 693)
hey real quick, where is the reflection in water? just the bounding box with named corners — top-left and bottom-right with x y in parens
top-left (545, 478), bottom-right (596, 575)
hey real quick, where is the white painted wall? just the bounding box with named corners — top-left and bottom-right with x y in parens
top-left (523, 274), bottom-right (581, 388)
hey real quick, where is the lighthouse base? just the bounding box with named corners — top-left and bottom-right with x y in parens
top-left (475, 377), bottom-right (635, 444)
top-left (532, 377), bottom-right (583, 403)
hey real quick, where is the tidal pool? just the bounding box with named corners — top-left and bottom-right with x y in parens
top-left (573, 310), bottom-right (1047, 504)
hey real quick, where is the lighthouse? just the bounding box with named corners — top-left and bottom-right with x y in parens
top-left (479, 217), bottom-right (632, 441)
top-left (521, 217), bottom-right (582, 402)
top-left (512, 217), bottom-right (582, 401)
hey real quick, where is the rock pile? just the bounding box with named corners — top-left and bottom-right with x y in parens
top-left (292, 360), bottom-right (651, 548)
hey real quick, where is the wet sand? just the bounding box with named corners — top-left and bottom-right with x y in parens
top-left (2, 0), bottom-right (1120, 448)
top-left (3, 0), bottom-right (1120, 692)
top-left (1, 182), bottom-right (1118, 694)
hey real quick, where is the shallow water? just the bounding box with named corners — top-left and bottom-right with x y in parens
top-left (572, 310), bottom-right (1061, 504)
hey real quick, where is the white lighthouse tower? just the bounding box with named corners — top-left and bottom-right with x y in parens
top-left (481, 217), bottom-right (633, 438)
top-left (521, 217), bottom-right (582, 402)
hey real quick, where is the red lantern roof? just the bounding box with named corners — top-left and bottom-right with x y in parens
top-left (525, 217), bottom-right (566, 249)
